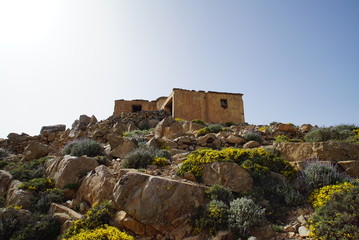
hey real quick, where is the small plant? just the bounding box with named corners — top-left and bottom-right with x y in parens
top-left (304, 124), bottom-right (357, 142)
top-left (192, 119), bottom-right (205, 125)
top-left (302, 161), bottom-right (347, 194)
top-left (122, 146), bottom-right (169, 169)
top-left (64, 224), bottom-right (134, 240)
top-left (243, 131), bottom-right (263, 143)
top-left (123, 128), bottom-right (153, 138)
top-left (308, 182), bottom-right (355, 208)
top-left (228, 197), bottom-right (266, 239)
top-left (9, 157), bottom-right (48, 182)
top-left (0, 148), bottom-right (9, 159)
top-left (19, 178), bottom-right (54, 192)
top-left (151, 157), bottom-right (169, 167)
top-left (0, 159), bottom-right (10, 169)
top-left (175, 118), bottom-right (185, 122)
top-left (196, 127), bottom-right (210, 137)
top-left (258, 126), bottom-right (268, 132)
top-left (208, 124), bottom-right (224, 133)
top-left (193, 200), bottom-right (229, 235)
top-left (63, 138), bottom-right (103, 157)
top-left (33, 188), bottom-right (64, 213)
top-left (274, 135), bottom-right (290, 143)
top-left (308, 185), bottom-right (359, 240)
top-left (205, 184), bottom-right (233, 205)
top-left (61, 201), bottom-right (115, 239)
top-left (224, 122), bottom-right (235, 127)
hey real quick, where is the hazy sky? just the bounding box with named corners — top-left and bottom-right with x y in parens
top-left (1, 0), bottom-right (358, 138)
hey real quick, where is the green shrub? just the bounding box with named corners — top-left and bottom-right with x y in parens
top-left (0, 159), bottom-right (10, 169)
top-left (208, 124), bottom-right (224, 133)
top-left (304, 124), bottom-right (357, 142)
top-left (123, 129), bottom-right (153, 138)
top-left (224, 122), bottom-right (235, 127)
top-left (228, 197), bottom-right (265, 239)
top-left (243, 131), bottom-right (263, 143)
top-left (178, 147), bottom-right (297, 179)
top-left (33, 188), bottom-right (64, 213)
top-left (205, 184), bottom-right (233, 205)
top-left (302, 161), bottom-right (347, 194)
top-left (0, 148), bottom-right (9, 159)
top-left (192, 119), bottom-right (205, 125)
top-left (9, 157), bottom-right (47, 182)
top-left (63, 139), bottom-right (103, 157)
top-left (308, 185), bottom-right (359, 240)
top-left (19, 178), bottom-right (54, 192)
top-left (64, 225), bottom-right (134, 240)
top-left (193, 200), bottom-right (229, 235)
top-left (122, 146), bottom-right (169, 169)
top-left (274, 135), bottom-right (290, 143)
top-left (61, 201), bottom-right (115, 239)
top-left (151, 157), bottom-right (169, 167)
top-left (196, 127), bottom-right (210, 137)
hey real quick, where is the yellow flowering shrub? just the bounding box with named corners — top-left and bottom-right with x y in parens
top-left (177, 147), bottom-right (297, 178)
top-left (308, 182), bottom-right (355, 208)
top-left (65, 225), bottom-right (134, 240)
top-left (353, 129), bottom-right (359, 135)
top-left (152, 157), bottom-right (168, 167)
top-left (18, 178), bottom-right (55, 192)
top-left (175, 118), bottom-right (184, 122)
top-left (258, 126), bottom-right (268, 132)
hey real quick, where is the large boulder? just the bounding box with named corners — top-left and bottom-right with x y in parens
top-left (0, 207), bottom-right (33, 233)
top-left (154, 116), bottom-right (176, 138)
top-left (0, 170), bottom-right (12, 196)
top-left (113, 170), bottom-right (207, 233)
top-left (5, 180), bottom-right (33, 209)
top-left (202, 162), bottom-right (253, 193)
top-left (275, 142), bottom-right (359, 162)
top-left (45, 156), bottom-right (99, 189)
top-left (23, 141), bottom-right (49, 161)
top-left (110, 139), bottom-right (137, 158)
top-left (7, 133), bottom-right (30, 143)
top-left (274, 124), bottom-right (298, 134)
top-left (75, 165), bottom-right (118, 206)
top-left (71, 114), bottom-right (92, 131)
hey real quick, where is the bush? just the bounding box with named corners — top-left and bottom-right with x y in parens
top-left (0, 159), bottom-right (10, 169)
top-left (304, 124), bottom-right (357, 142)
top-left (243, 131), bottom-right (263, 143)
top-left (19, 178), bottom-right (54, 192)
top-left (122, 146), bottom-right (169, 169)
top-left (192, 119), bottom-right (205, 125)
top-left (308, 182), bottom-right (355, 208)
top-left (151, 157), bottom-right (169, 167)
top-left (63, 139), bottom-right (103, 157)
top-left (123, 129), bottom-right (153, 138)
top-left (64, 225), bottom-right (134, 240)
top-left (9, 157), bottom-right (47, 182)
top-left (205, 184), bottom-right (233, 205)
top-left (302, 161), bottom-right (347, 194)
top-left (308, 185), bottom-right (359, 240)
top-left (178, 147), bottom-right (297, 179)
top-left (274, 135), bottom-right (290, 143)
top-left (33, 188), bottom-right (64, 213)
top-left (208, 124), bottom-right (224, 133)
top-left (228, 197), bottom-right (266, 239)
top-left (0, 148), bottom-right (9, 159)
top-left (193, 200), bottom-right (229, 235)
top-left (61, 201), bottom-right (115, 239)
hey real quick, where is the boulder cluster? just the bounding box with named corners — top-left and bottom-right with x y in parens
top-left (0, 114), bottom-right (358, 240)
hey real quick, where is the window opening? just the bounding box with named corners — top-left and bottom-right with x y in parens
top-left (132, 105), bottom-right (142, 112)
top-left (220, 99), bottom-right (228, 109)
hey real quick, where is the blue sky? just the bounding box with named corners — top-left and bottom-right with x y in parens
top-left (0, 0), bottom-right (358, 138)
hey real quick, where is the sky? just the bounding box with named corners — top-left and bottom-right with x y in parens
top-left (1, 0), bottom-right (358, 138)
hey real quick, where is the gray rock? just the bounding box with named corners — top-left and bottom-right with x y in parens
top-left (40, 124), bottom-right (66, 134)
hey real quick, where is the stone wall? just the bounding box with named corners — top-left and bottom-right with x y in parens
top-left (113, 100), bottom-right (157, 117)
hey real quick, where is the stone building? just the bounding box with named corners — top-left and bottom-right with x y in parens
top-left (113, 88), bottom-right (245, 124)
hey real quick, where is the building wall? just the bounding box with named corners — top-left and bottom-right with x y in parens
top-left (113, 100), bottom-right (157, 117)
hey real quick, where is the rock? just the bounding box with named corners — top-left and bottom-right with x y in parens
top-left (226, 135), bottom-right (245, 144)
top-left (110, 210), bottom-right (128, 229)
top-left (0, 207), bottom-right (32, 231)
top-left (92, 126), bottom-right (109, 138)
top-left (40, 124), bottom-right (66, 134)
top-left (7, 133), bottom-right (30, 142)
top-left (275, 142), bottom-right (359, 162)
top-left (5, 180), bottom-right (33, 209)
top-left (297, 215), bottom-right (307, 225)
top-left (197, 133), bottom-right (217, 146)
top-left (45, 155), bottom-right (99, 189)
top-left (110, 139), bottom-right (137, 158)
top-left (275, 124), bottom-right (298, 134)
top-left (75, 165), bottom-right (117, 206)
top-left (163, 121), bottom-right (186, 139)
top-left (154, 116), bottom-right (175, 138)
top-left (250, 224), bottom-right (275, 240)
top-left (175, 136), bottom-right (192, 145)
top-left (247, 237), bottom-right (257, 240)
top-left (107, 134), bottom-right (124, 150)
top-left (113, 170), bottom-right (207, 233)
top-left (147, 137), bottom-right (159, 149)
top-left (300, 124), bottom-right (313, 132)
top-left (23, 141), bottom-right (49, 161)
top-left (49, 203), bottom-right (83, 220)
top-left (283, 225), bottom-right (296, 232)
top-left (158, 138), bottom-right (178, 149)
top-left (123, 216), bottom-right (146, 235)
top-left (243, 140), bottom-right (260, 149)
top-left (0, 170), bottom-right (12, 195)
top-left (213, 231), bottom-right (234, 240)
top-left (183, 172), bottom-right (197, 181)
top-left (338, 160), bottom-right (359, 178)
top-left (202, 162), bottom-right (253, 193)
top-left (71, 114), bottom-right (92, 131)
top-left (298, 226), bottom-right (310, 237)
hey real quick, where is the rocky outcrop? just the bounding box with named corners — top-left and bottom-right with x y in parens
top-left (110, 138), bottom-right (137, 158)
top-left (22, 141), bottom-right (49, 161)
top-left (75, 165), bottom-right (118, 206)
top-left (5, 180), bottom-right (33, 209)
top-left (202, 162), bottom-right (253, 193)
top-left (0, 170), bottom-right (12, 196)
top-left (45, 156), bottom-right (99, 189)
top-left (113, 170), bottom-right (207, 234)
top-left (40, 124), bottom-right (66, 134)
top-left (275, 142), bottom-right (359, 162)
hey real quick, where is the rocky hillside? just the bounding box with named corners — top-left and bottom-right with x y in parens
top-left (0, 113), bottom-right (358, 240)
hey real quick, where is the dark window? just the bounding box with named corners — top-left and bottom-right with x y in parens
top-left (220, 99), bottom-right (228, 109)
top-left (132, 105), bottom-right (142, 112)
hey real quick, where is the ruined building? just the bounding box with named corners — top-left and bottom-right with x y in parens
top-left (113, 88), bottom-right (245, 124)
